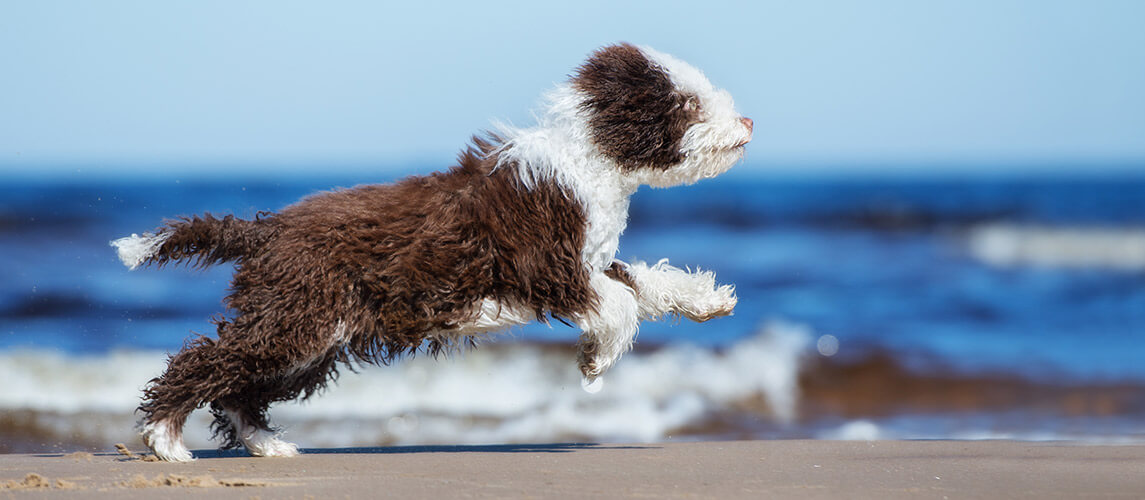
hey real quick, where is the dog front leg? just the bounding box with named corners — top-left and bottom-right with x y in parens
top-left (576, 273), bottom-right (641, 389)
top-left (615, 259), bottom-right (737, 322)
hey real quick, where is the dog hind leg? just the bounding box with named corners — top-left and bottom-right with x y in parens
top-left (139, 336), bottom-right (234, 462)
top-left (207, 343), bottom-right (342, 458)
top-left (139, 417), bottom-right (194, 462)
top-left (211, 402), bottom-right (299, 458)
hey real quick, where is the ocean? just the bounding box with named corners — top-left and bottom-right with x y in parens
top-left (2, 169), bottom-right (1143, 453)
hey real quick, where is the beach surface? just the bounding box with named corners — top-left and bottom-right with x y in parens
top-left (2, 440), bottom-right (1142, 499)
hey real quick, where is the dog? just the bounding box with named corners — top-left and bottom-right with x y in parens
top-left (112, 43), bottom-right (751, 462)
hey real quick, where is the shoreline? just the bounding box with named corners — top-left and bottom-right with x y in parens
top-left (3, 440), bottom-right (1143, 498)
top-left (5, 339), bottom-right (1145, 454)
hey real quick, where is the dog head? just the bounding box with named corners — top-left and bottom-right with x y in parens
top-left (572, 43), bottom-right (752, 187)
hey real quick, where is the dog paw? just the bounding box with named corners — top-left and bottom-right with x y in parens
top-left (249, 439), bottom-right (300, 458)
top-left (244, 430), bottom-right (300, 458)
top-left (682, 285), bottom-right (737, 322)
top-left (576, 334), bottom-right (628, 390)
top-left (141, 421), bottom-right (194, 462)
top-left (577, 338), bottom-right (601, 376)
top-left (578, 357), bottom-right (601, 379)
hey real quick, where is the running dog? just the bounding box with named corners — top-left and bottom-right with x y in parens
top-left (112, 43), bottom-right (751, 461)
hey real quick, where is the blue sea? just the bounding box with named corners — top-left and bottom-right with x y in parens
top-left (2, 169), bottom-right (1144, 452)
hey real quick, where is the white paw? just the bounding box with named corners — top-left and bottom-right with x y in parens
top-left (576, 336), bottom-right (625, 384)
top-left (684, 285), bottom-right (737, 322)
top-left (141, 421), bottom-right (194, 462)
top-left (244, 429), bottom-right (300, 458)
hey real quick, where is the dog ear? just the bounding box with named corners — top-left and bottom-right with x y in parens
top-left (571, 43), bottom-right (691, 171)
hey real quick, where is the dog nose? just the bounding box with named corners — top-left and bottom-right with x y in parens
top-left (740, 117), bottom-right (753, 133)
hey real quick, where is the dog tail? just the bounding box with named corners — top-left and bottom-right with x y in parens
top-left (110, 213), bottom-right (277, 270)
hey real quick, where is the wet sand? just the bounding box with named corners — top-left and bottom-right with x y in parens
top-left (2, 440), bottom-right (1143, 499)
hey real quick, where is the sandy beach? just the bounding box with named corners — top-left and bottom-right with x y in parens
top-left (2, 440), bottom-right (1142, 499)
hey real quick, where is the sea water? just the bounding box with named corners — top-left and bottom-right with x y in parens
top-left (1, 171), bottom-right (1143, 451)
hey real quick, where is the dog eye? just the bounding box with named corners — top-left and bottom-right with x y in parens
top-left (682, 96), bottom-right (702, 115)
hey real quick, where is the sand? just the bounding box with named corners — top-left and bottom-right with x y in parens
top-left (1, 440), bottom-right (1142, 499)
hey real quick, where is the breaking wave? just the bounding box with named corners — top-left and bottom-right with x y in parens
top-left (4, 319), bottom-right (1145, 454)
top-left (966, 224), bottom-right (1145, 271)
top-left (0, 323), bottom-right (811, 452)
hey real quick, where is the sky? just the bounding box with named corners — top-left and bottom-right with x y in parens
top-left (1, 0), bottom-right (1144, 177)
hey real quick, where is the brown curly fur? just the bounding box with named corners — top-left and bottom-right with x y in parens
top-left (130, 42), bottom-right (705, 450)
top-left (136, 137), bottom-right (594, 441)
top-left (572, 43), bottom-right (698, 171)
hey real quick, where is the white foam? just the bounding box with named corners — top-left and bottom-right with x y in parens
top-left (943, 430), bottom-right (1145, 444)
top-left (0, 349), bottom-right (167, 412)
top-left (581, 376), bottom-right (604, 394)
top-left (966, 224), bottom-right (1145, 271)
top-left (816, 334), bottom-right (839, 357)
top-left (819, 418), bottom-right (1145, 444)
top-left (818, 420), bottom-right (881, 441)
top-left (0, 323), bottom-right (812, 448)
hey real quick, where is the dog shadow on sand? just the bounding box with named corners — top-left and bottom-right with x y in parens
top-left (213, 443), bottom-right (657, 457)
top-left (36, 443), bottom-right (657, 461)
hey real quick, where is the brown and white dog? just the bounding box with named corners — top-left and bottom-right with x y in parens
top-left (112, 43), bottom-right (751, 462)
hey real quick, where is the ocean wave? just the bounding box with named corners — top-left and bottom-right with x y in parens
top-left (0, 323), bottom-right (810, 451)
top-left (816, 417), bottom-right (1145, 444)
top-left (5, 321), bottom-right (1144, 453)
top-left (965, 224), bottom-right (1145, 271)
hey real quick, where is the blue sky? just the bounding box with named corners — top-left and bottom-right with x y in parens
top-left (2, 1), bottom-right (1143, 177)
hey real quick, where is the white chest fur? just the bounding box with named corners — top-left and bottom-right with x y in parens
top-left (496, 84), bottom-right (639, 274)
top-left (578, 174), bottom-right (634, 272)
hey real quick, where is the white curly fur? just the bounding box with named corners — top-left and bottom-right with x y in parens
top-left (497, 46), bottom-right (748, 388)
top-left (140, 420), bottom-right (194, 462)
top-left (624, 259), bottom-right (738, 322)
top-left (223, 409), bottom-right (300, 458)
top-left (110, 231), bottom-right (171, 270)
top-left (125, 46), bottom-right (746, 461)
